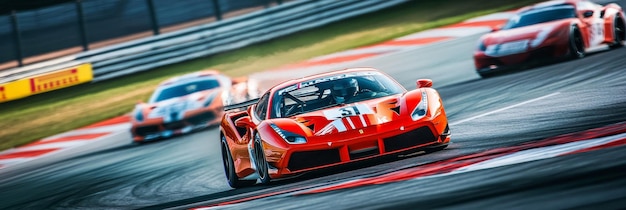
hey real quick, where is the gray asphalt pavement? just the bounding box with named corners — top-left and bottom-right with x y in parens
top-left (1, 1), bottom-right (626, 208)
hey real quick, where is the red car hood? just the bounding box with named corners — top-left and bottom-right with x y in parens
top-left (482, 19), bottom-right (572, 45)
top-left (270, 94), bottom-right (418, 142)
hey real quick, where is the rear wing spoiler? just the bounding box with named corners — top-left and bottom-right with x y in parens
top-left (224, 98), bottom-right (259, 111)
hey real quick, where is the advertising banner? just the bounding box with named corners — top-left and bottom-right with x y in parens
top-left (0, 63), bottom-right (93, 103)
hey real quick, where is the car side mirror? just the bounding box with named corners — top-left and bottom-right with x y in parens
top-left (235, 116), bottom-right (255, 128)
top-left (582, 10), bottom-right (594, 18)
top-left (416, 79), bottom-right (433, 88)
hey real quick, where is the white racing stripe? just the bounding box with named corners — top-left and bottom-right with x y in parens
top-left (359, 115), bottom-right (367, 127)
top-left (451, 92), bottom-right (560, 126)
top-left (345, 117), bottom-right (356, 129)
top-left (332, 119), bottom-right (347, 132)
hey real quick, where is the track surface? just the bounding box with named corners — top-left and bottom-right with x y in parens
top-left (2, 2), bottom-right (626, 209)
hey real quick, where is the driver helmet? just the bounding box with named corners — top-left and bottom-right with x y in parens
top-left (331, 78), bottom-right (358, 103)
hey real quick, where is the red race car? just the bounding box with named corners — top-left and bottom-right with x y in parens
top-left (473, 0), bottom-right (625, 78)
top-left (219, 68), bottom-right (450, 188)
top-left (131, 70), bottom-right (254, 143)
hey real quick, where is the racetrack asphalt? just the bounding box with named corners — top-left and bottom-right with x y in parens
top-left (1, 1), bottom-right (626, 209)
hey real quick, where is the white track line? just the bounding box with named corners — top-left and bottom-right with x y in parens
top-left (308, 45), bottom-right (405, 61)
top-left (395, 27), bottom-right (491, 40)
top-left (455, 132), bottom-right (626, 172)
top-left (451, 92), bottom-right (560, 126)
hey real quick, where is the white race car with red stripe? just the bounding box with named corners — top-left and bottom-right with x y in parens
top-left (131, 70), bottom-right (255, 143)
top-left (474, 0), bottom-right (625, 78)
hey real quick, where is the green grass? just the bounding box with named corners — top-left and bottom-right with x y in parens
top-left (0, 0), bottom-right (544, 151)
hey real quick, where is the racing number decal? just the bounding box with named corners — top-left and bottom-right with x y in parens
top-left (339, 106), bottom-right (360, 117)
top-left (317, 104), bottom-right (375, 135)
top-left (323, 104), bottom-right (373, 120)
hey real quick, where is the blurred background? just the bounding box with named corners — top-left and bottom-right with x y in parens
top-left (0, 0), bottom-right (289, 69)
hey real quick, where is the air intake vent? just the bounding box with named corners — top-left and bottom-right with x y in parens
top-left (390, 106), bottom-right (400, 115)
top-left (383, 126), bottom-right (436, 152)
top-left (288, 149), bottom-right (340, 171)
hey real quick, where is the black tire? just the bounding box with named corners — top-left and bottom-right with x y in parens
top-left (253, 133), bottom-right (271, 184)
top-left (221, 136), bottom-right (256, 188)
top-left (569, 25), bottom-right (585, 59)
top-left (131, 140), bottom-right (144, 145)
top-left (478, 71), bottom-right (496, 79)
top-left (609, 17), bottom-right (625, 49)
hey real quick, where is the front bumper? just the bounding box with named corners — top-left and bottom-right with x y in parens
top-left (269, 114), bottom-right (450, 177)
top-left (131, 109), bottom-right (221, 142)
top-left (474, 40), bottom-right (571, 75)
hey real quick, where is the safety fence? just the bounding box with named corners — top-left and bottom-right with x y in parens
top-left (1, 0), bottom-right (289, 69)
top-left (0, 0), bottom-right (407, 102)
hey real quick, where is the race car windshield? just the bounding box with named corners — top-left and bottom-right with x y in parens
top-left (502, 6), bottom-right (575, 29)
top-left (270, 72), bottom-right (404, 118)
top-left (150, 79), bottom-right (220, 102)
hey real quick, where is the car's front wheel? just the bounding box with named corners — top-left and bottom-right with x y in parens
top-left (609, 16), bottom-right (625, 49)
top-left (478, 71), bottom-right (496, 79)
top-left (569, 25), bottom-right (585, 59)
top-left (221, 136), bottom-right (256, 188)
top-left (253, 132), bottom-right (271, 184)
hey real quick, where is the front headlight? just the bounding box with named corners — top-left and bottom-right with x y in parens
top-left (477, 40), bottom-right (487, 51)
top-left (134, 109), bottom-right (144, 122)
top-left (269, 124), bottom-right (307, 144)
top-left (411, 91), bottom-right (428, 121)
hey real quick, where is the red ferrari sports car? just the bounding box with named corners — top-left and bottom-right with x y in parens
top-left (131, 70), bottom-right (255, 143)
top-left (473, 0), bottom-right (625, 78)
top-left (219, 68), bottom-right (450, 188)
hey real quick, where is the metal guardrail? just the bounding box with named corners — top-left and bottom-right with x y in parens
top-left (0, 0), bottom-right (407, 84)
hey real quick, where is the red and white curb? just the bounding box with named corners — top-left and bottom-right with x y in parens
top-left (300, 125), bottom-right (626, 194)
top-left (269, 10), bottom-right (517, 72)
top-left (0, 116), bottom-right (130, 170)
top-left (249, 10), bottom-right (517, 91)
top-left (193, 122), bottom-right (626, 209)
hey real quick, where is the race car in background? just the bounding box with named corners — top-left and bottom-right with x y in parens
top-left (473, 0), bottom-right (625, 78)
top-left (219, 68), bottom-right (450, 188)
top-left (131, 70), bottom-right (258, 143)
